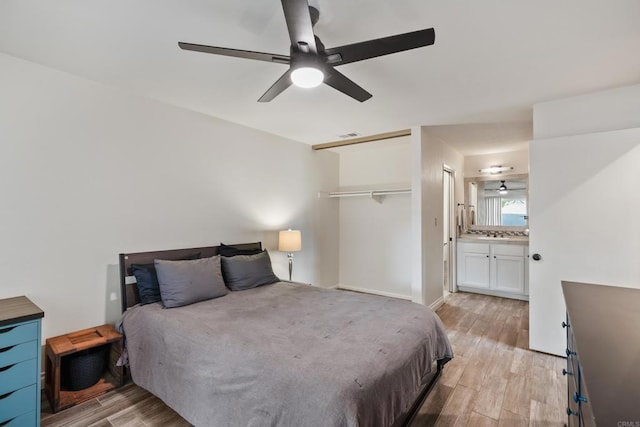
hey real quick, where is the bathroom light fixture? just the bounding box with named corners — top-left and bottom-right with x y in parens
top-left (498, 181), bottom-right (508, 195)
top-left (479, 165), bottom-right (514, 174)
top-left (291, 67), bottom-right (324, 88)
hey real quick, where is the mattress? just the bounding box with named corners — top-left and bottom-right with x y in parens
top-left (122, 282), bottom-right (453, 426)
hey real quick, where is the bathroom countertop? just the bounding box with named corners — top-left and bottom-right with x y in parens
top-left (457, 234), bottom-right (529, 244)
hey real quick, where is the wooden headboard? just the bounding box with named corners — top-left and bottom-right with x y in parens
top-left (118, 242), bottom-right (262, 312)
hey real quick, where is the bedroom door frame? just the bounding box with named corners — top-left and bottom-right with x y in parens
top-left (443, 166), bottom-right (456, 296)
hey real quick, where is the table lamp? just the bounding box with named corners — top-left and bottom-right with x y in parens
top-left (278, 229), bottom-right (301, 281)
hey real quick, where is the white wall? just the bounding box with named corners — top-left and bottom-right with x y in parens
top-left (534, 84), bottom-right (640, 139)
top-left (412, 127), bottom-right (464, 307)
top-left (529, 83), bottom-right (640, 355)
top-left (464, 149), bottom-right (529, 177)
top-left (0, 53), bottom-right (339, 340)
top-left (337, 138), bottom-right (412, 299)
top-left (338, 138), bottom-right (411, 187)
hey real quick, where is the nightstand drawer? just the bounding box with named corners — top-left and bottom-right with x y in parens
top-left (0, 384), bottom-right (37, 424)
top-left (0, 322), bottom-right (38, 348)
top-left (0, 359), bottom-right (37, 396)
top-left (0, 341), bottom-right (38, 369)
top-left (0, 410), bottom-right (36, 426)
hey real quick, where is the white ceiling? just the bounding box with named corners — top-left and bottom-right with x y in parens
top-left (1, 0), bottom-right (639, 153)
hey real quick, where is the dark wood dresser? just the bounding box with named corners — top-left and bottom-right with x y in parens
top-left (562, 281), bottom-right (640, 426)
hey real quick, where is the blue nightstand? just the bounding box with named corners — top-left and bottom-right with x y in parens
top-left (0, 296), bottom-right (44, 427)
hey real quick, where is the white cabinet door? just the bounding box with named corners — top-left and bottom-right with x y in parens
top-left (492, 255), bottom-right (525, 293)
top-left (461, 252), bottom-right (491, 289)
top-left (491, 244), bottom-right (526, 294)
top-left (457, 243), bottom-right (490, 289)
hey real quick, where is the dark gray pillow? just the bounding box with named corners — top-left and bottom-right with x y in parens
top-left (131, 253), bottom-right (201, 305)
top-left (219, 243), bottom-right (263, 257)
top-left (155, 256), bottom-right (228, 308)
top-left (221, 250), bottom-right (280, 291)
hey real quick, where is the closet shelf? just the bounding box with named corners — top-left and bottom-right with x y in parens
top-left (320, 188), bottom-right (411, 203)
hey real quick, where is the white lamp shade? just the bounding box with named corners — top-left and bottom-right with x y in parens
top-left (278, 230), bottom-right (302, 252)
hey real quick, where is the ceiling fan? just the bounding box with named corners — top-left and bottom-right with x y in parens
top-left (178, 0), bottom-right (435, 102)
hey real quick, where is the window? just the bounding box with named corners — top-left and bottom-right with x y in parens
top-left (501, 197), bottom-right (527, 226)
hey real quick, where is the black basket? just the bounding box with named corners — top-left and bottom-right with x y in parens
top-left (61, 345), bottom-right (108, 391)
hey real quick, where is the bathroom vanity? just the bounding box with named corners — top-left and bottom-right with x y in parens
top-left (457, 236), bottom-right (529, 300)
top-left (457, 173), bottom-right (530, 300)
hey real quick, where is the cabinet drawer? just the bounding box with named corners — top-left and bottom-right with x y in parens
top-left (0, 410), bottom-right (36, 427)
top-left (0, 384), bottom-right (36, 424)
top-left (0, 323), bottom-right (38, 348)
top-left (0, 359), bottom-right (37, 396)
top-left (492, 244), bottom-right (525, 257)
top-left (0, 341), bottom-right (37, 369)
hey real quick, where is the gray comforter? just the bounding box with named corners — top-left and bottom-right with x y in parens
top-left (122, 282), bottom-right (453, 427)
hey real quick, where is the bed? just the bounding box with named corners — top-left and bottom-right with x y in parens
top-left (119, 243), bottom-right (453, 426)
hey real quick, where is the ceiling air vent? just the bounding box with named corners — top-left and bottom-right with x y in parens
top-left (338, 132), bottom-right (361, 139)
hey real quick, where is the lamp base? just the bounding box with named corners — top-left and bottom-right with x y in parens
top-left (287, 253), bottom-right (293, 281)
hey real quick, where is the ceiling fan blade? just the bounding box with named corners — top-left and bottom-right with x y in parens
top-left (324, 28), bottom-right (435, 66)
top-left (324, 68), bottom-right (372, 102)
top-left (179, 42), bottom-right (290, 64)
top-left (258, 69), bottom-right (293, 102)
top-left (281, 0), bottom-right (317, 53)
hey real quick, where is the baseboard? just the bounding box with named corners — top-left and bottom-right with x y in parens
top-left (429, 296), bottom-right (445, 311)
top-left (457, 286), bottom-right (529, 301)
top-left (337, 285), bottom-right (412, 301)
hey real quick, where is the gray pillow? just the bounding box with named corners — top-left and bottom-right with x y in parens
top-left (155, 256), bottom-right (228, 308)
top-left (221, 250), bottom-right (280, 291)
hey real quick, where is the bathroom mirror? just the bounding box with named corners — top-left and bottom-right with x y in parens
top-left (464, 174), bottom-right (528, 228)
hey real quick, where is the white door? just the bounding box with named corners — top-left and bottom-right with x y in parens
top-left (529, 128), bottom-right (640, 356)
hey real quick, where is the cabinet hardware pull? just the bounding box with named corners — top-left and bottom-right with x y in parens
top-left (566, 348), bottom-right (576, 357)
top-left (566, 408), bottom-right (579, 416)
top-left (562, 321), bottom-right (569, 328)
top-left (562, 368), bottom-right (573, 376)
top-left (573, 392), bottom-right (588, 403)
top-left (0, 345), bottom-right (15, 354)
top-left (0, 390), bottom-right (16, 400)
top-left (0, 327), bottom-right (15, 335)
top-left (0, 363), bottom-right (15, 372)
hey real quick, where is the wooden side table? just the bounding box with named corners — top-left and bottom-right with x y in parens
top-left (45, 324), bottom-right (124, 413)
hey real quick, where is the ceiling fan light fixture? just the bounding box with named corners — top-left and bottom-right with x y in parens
top-left (291, 67), bottom-right (324, 88)
top-left (178, 1), bottom-right (435, 102)
top-left (498, 180), bottom-right (508, 194)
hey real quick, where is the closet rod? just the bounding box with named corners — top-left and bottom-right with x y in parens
top-left (327, 188), bottom-right (411, 198)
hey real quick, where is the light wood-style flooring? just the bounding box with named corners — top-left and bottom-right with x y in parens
top-left (413, 292), bottom-right (566, 426)
top-left (41, 292), bottom-right (566, 426)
